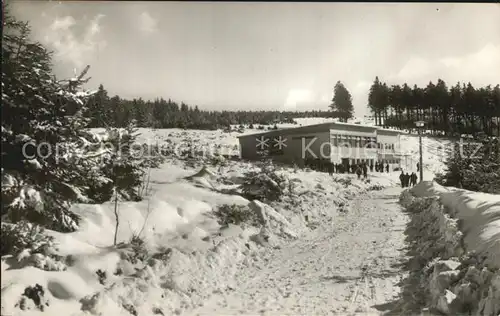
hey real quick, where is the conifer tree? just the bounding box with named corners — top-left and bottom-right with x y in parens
top-left (330, 81), bottom-right (354, 123)
top-left (1, 10), bottom-right (100, 231)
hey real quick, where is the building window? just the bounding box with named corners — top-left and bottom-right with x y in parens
top-left (332, 135), bottom-right (338, 146)
top-left (343, 136), bottom-right (349, 147)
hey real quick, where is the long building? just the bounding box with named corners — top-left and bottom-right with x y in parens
top-left (238, 122), bottom-right (406, 168)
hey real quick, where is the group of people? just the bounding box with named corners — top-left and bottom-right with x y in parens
top-left (331, 161), bottom-right (390, 178)
top-left (400, 171), bottom-right (418, 187)
top-left (353, 163), bottom-right (368, 179)
top-left (303, 158), bottom-right (391, 179)
top-left (374, 161), bottom-right (389, 173)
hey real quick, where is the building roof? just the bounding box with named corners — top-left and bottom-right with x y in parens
top-left (377, 128), bottom-right (408, 135)
top-left (237, 122), bottom-right (406, 139)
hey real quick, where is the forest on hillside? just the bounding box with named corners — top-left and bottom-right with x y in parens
top-left (368, 77), bottom-right (500, 137)
top-left (85, 85), bottom-right (333, 130)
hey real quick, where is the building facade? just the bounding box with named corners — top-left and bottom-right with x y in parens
top-left (238, 122), bottom-right (405, 168)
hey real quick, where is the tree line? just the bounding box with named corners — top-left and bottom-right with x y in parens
top-left (367, 77), bottom-right (500, 136)
top-left (87, 73), bottom-right (500, 137)
top-left (86, 85), bottom-right (334, 130)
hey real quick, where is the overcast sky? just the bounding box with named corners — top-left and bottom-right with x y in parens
top-left (10, 1), bottom-right (500, 116)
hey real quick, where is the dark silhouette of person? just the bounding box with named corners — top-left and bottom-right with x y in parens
top-left (356, 165), bottom-right (362, 179)
top-left (362, 163), bottom-right (368, 179)
top-left (385, 163), bottom-right (389, 173)
top-left (411, 172), bottom-right (418, 186)
top-left (404, 173), bottom-right (410, 187)
top-left (416, 162), bottom-right (420, 172)
top-left (369, 163), bottom-right (374, 172)
top-left (399, 171), bottom-right (405, 188)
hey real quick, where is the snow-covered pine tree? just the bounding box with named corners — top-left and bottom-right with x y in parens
top-left (436, 136), bottom-right (500, 193)
top-left (1, 10), bottom-right (101, 231)
top-left (93, 121), bottom-right (146, 244)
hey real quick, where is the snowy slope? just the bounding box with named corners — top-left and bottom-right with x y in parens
top-left (1, 135), bottom-right (399, 316)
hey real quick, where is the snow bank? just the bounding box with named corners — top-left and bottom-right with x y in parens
top-left (398, 181), bottom-right (500, 315)
top-left (1, 165), bottom-right (256, 315)
top-left (1, 161), bottom-right (323, 316)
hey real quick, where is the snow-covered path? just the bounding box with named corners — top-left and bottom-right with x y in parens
top-left (192, 187), bottom-right (408, 315)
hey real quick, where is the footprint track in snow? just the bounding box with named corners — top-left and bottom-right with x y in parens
top-left (192, 187), bottom-right (408, 315)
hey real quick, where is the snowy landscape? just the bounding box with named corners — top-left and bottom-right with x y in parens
top-left (2, 122), bottom-right (499, 316)
top-left (2, 2), bottom-right (500, 316)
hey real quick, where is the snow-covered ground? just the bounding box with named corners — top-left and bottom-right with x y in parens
top-left (1, 126), bottom-right (403, 315)
top-left (398, 181), bottom-right (500, 315)
top-left (1, 119), bottom-right (466, 316)
top-left (192, 186), bottom-right (408, 315)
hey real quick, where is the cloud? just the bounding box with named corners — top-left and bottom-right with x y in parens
top-left (43, 14), bottom-right (107, 69)
top-left (283, 89), bottom-right (313, 110)
top-left (390, 42), bottom-right (500, 87)
top-left (394, 56), bottom-right (432, 80)
top-left (50, 15), bottom-right (75, 31)
top-left (138, 12), bottom-right (158, 34)
top-left (440, 57), bottom-right (462, 68)
top-left (88, 13), bottom-right (105, 36)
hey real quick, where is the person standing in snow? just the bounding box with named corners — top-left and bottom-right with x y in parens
top-left (362, 163), bottom-right (368, 179)
top-left (369, 163), bottom-right (374, 172)
top-left (411, 172), bottom-right (418, 186)
top-left (356, 165), bottom-right (362, 179)
top-left (399, 171), bottom-right (405, 188)
top-left (404, 173), bottom-right (410, 187)
top-left (385, 163), bottom-right (389, 173)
